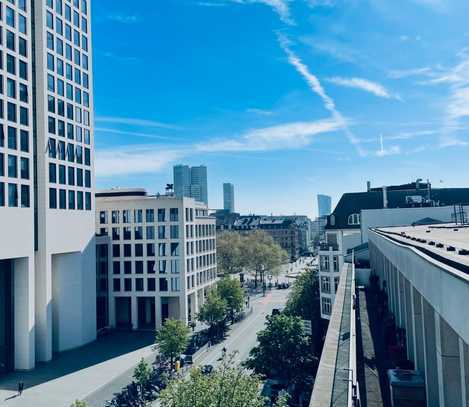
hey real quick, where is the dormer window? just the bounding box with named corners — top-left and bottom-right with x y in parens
top-left (348, 213), bottom-right (361, 225)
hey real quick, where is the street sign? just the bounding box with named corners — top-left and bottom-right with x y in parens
top-left (302, 320), bottom-right (312, 336)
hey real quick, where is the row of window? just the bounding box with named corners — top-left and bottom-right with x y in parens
top-left (0, 182), bottom-right (29, 207)
top-left (0, 100), bottom-right (29, 125)
top-left (185, 223), bottom-right (216, 239)
top-left (319, 255), bottom-right (339, 272)
top-left (111, 242), bottom-right (181, 259)
top-left (187, 269), bottom-right (217, 290)
top-left (46, 10), bottom-right (88, 47)
top-left (321, 297), bottom-right (332, 316)
top-left (0, 125), bottom-right (29, 151)
top-left (1, 43), bottom-right (29, 76)
top-left (110, 225), bottom-right (180, 241)
top-left (46, 0), bottom-right (89, 23)
top-left (49, 187), bottom-right (91, 210)
top-left (185, 238), bottom-right (216, 255)
top-left (113, 259), bottom-right (180, 275)
top-left (320, 276), bottom-right (340, 295)
top-left (48, 162), bottom-right (90, 187)
top-left (0, 152), bottom-right (29, 179)
top-left (186, 253), bottom-right (217, 273)
top-left (47, 137), bottom-right (91, 165)
top-left (47, 73), bottom-right (90, 106)
top-left (47, 53), bottom-right (89, 89)
top-left (2, 4), bottom-right (28, 32)
top-left (101, 208), bottom-right (180, 225)
top-left (112, 277), bottom-right (180, 293)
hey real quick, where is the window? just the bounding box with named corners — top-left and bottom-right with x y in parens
top-left (321, 276), bottom-right (331, 294)
top-left (134, 226), bottom-right (143, 240)
top-left (171, 243), bottom-right (179, 256)
top-left (135, 244), bottom-right (143, 257)
top-left (123, 226), bottom-right (131, 240)
top-left (122, 209), bottom-right (131, 223)
top-left (170, 225), bottom-right (179, 239)
top-left (135, 261), bottom-right (143, 275)
top-left (124, 244), bottom-right (131, 257)
top-left (320, 255), bottom-right (330, 272)
top-left (147, 260), bottom-right (155, 273)
top-left (112, 244), bottom-right (120, 257)
top-left (99, 211), bottom-right (107, 224)
top-left (112, 227), bottom-right (120, 240)
top-left (159, 260), bottom-right (166, 273)
top-left (171, 277), bottom-right (180, 292)
top-left (49, 188), bottom-right (57, 208)
top-left (59, 189), bottom-right (66, 209)
top-left (8, 127), bottom-right (17, 149)
top-left (170, 208), bottom-right (179, 222)
top-left (68, 190), bottom-right (75, 209)
top-left (347, 213), bottom-right (361, 226)
top-left (0, 183), bottom-right (4, 207)
top-left (158, 226), bottom-right (165, 239)
top-left (334, 277), bottom-right (340, 293)
top-left (124, 279), bottom-right (132, 292)
top-left (136, 278), bottom-right (144, 292)
top-left (322, 298), bottom-right (332, 316)
top-left (8, 183), bottom-right (17, 207)
top-left (157, 208), bottom-right (165, 222)
top-left (333, 256), bottom-right (339, 272)
top-left (124, 261), bottom-right (131, 274)
top-left (21, 186), bottom-right (29, 208)
top-left (20, 131), bottom-right (29, 152)
top-left (134, 209), bottom-right (143, 223)
top-left (146, 226), bottom-right (155, 239)
top-left (20, 157), bottom-right (29, 179)
top-left (113, 279), bottom-right (120, 292)
top-left (159, 278), bottom-right (168, 292)
top-left (111, 210), bottom-right (119, 224)
top-left (8, 155), bottom-right (17, 178)
top-left (147, 244), bottom-right (155, 257)
top-left (158, 243), bottom-right (166, 256)
top-left (113, 262), bottom-right (120, 275)
top-left (148, 278), bottom-right (156, 291)
top-left (146, 209), bottom-right (154, 222)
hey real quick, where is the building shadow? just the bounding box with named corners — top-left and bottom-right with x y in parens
top-left (0, 331), bottom-right (154, 393)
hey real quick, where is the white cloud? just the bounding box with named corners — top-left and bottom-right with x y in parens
top-left (388, 67), bottom-right (432, 79)
top-left (96, 116), bottom-right (181, 130)
top-left (229, 0), bottom-right (293, 25)
top-left (277, 34), bottom-right (365, 155)
top-left (326, 76), bottom-right (399, 100)
top-left (95, 127), bottom-right (172, 141)
top-left (95, 119), bottom-right (340, 177)
top-left (307, 0), bottom-right (335, 7)
top-left (246, 108), bottom-right (274, 116)
top-left (96, 147), bottom-right (184, 177)
top-left (106, 14), bottom-right (140, 24)
top-left (196, 119), bottom-right (341, 152)
top-left (412, 0), bottom-right (446, 12)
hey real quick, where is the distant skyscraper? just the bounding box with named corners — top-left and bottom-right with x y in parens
top-left (173, 165), bottom-right (208, 205)
top-left (317, 194), bottom-right (332, 217)
top-left (223, 183), bottom-right (235, 213)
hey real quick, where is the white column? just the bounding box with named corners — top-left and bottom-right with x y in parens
top-left (405, 279), bottom-right (414, 364)
top-left (411, 287), bottom-right (425, 373)
top-left (14, 257), bottom-right (35, 370)
top-left (35, 251), bottom-right (53, 362)
top-left (131, 296), bottom-right (138, 330)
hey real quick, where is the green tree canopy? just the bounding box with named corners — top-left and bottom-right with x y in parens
top-left (155, 319), bottom-right (190, 368)
top-left (133, 358), bottom-right (152, 389)
top-left (244, 314), bottom-right (316, 384)
top-left (216, 232), bottom-right (245, 275)
top-left (197, 290), bottom-right (227, 328)
top-left (284, 269), bottom-right (322, 356)
top-left (217, 277), bottom-right (245, 320)
top-left (159, 355), bottom-right (266, 407)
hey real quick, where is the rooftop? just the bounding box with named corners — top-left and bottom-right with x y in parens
top-left (373, 224), bottom-right (469, 280)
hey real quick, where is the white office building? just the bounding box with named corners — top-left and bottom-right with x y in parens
top-left (223, 182), bottom-right (234, 213)
top-left (0, 0), bottom-right (96, 374)
top-left (96, 189), bottom-right (217, 330)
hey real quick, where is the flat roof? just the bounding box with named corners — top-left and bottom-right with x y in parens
top-left (371, 224), bottom-right (469, 280)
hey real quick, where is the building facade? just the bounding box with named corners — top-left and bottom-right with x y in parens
top-left (317, 194), bottom-right (331, 217)
top-left (223, 182), bottom-right (234, 213)
top-left (0, 0), bottom-right (96, 374)
top-left (96, 189), bottom-right (217, 330)
top-left (173, 164), bottom-right (208, 205)
top-left (318, 181), bottom-right (469, 320)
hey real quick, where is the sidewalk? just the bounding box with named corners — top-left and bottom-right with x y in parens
top-left (0, 332), bottom-right (155, 407)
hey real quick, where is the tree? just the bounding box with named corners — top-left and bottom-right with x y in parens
top-left (217, 277), bottom-right (245, 321)
top-left (70, 401), bottom-right (89, 407)
top-left (155, 319), bottom-right (190, 369)
top-left (133, 358), bottom-right (152, 390)
top-left (284, 269), bottom-right (323, 356)
top-left (242, 231), bottom-right (288, 288)
top-left (197, 291), bottom-right (227, 340)
top-left (216, 232), bottom-right (245, 275)
top-left (244, 314), bottom-right (316, 385)
top-left (159, 354), bottom-right (266, 407)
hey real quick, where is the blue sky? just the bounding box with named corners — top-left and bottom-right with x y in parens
top-left (92, 0), bottom-right (469, 218)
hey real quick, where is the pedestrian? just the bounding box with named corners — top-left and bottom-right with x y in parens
top-left (18, 381), bottom-right (24, 396)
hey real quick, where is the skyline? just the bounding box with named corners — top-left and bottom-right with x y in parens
top-left (92, 0), bottom-right (469, 218)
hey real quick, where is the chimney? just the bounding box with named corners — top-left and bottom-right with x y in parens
top-left (383, 186), bottom-right (388, 209)
top-left (367, 181), bottom-right (371, 192)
